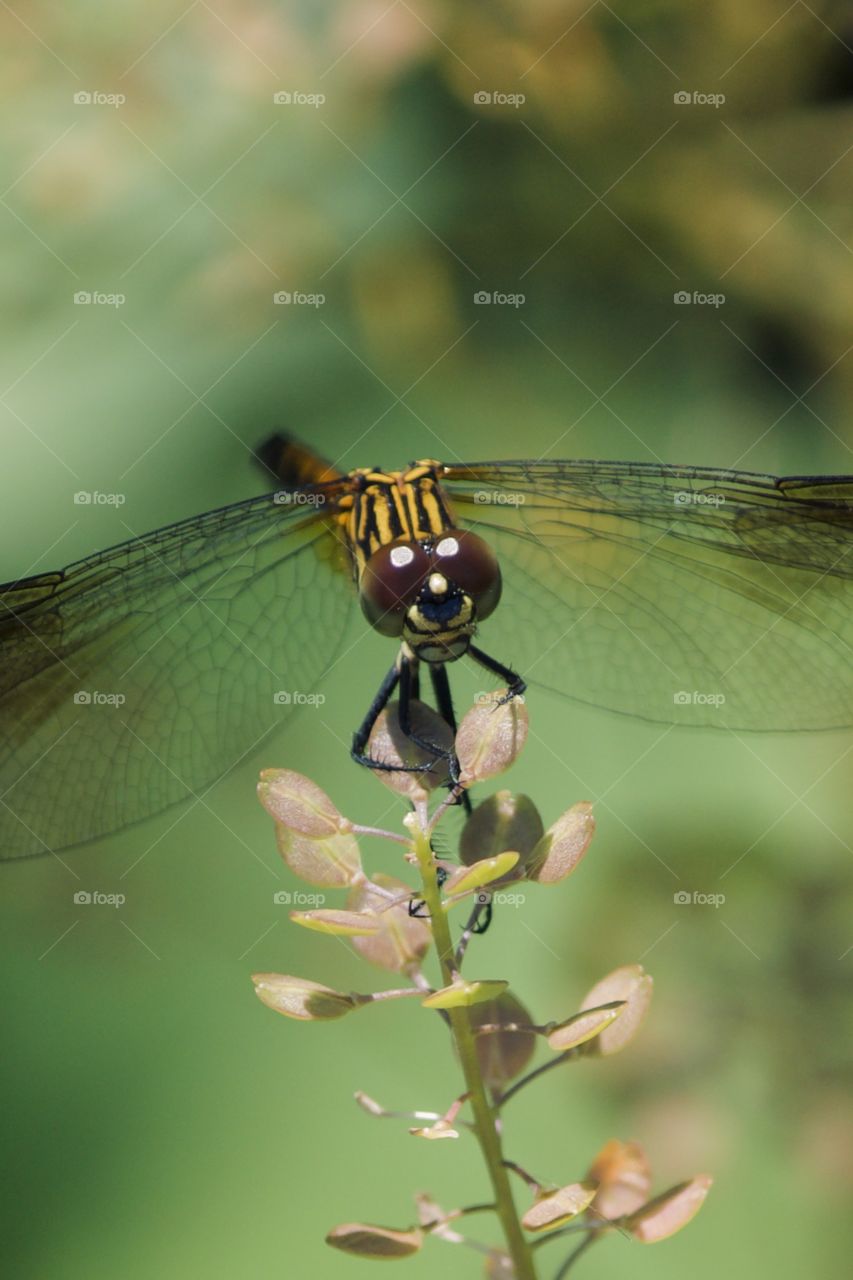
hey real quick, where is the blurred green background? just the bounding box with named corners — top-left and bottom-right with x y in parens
top-left (2, 2), bottom-right (852, 1277)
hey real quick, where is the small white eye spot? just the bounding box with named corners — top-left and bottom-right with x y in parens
top-left (428, 572), bottom-right (448, 595)
top-left (389, 545), bottom-right (416, 568)
top-left (435, 535), bottom-right (460, 559)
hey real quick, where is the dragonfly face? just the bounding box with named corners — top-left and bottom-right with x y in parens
top-left (339, 460), bottom-right (501, 660)
top-left (1, 432), bottom-right (852, 859)
top-left (359, 529), bottom-right (502, 660)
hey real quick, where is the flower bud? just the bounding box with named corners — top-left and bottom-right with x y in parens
top-left (274, 826), bottom-right (362, 887)
top-left (546, 1001), bottom-right (625, 1052)
top-left (257, 769), bottom-right (343, 837)
top-left (252, 973), bottom-right (359, 1021)
top-left (457, 691), bottom-right (528, 783)
top-left (627, 1174), bottom-right (713, 1242)
top-left (527, 802), bottom-right (594, 884)
top-left (443, 852), bottom-right (520, 897)
top-left (367, 700), bottom-right (453, 799)
top-left (326, 1222), bottom-right (423, 1258)
top-left (423, 979), bottom-right (508, 1010)
top-left (289, 909), bottom-right (379, 937)
top-left (409, 1119), bottom-right (459, 1140)
top-left (587, 1139), bottom-right (652, 1220)
top-left (347, 874), bottom-right (431, 973)
top-left (459, 791), bottom-right (544, 869)
top-left (468, 990), bottom-right (537, 1091)
top-left (580, 965), bottom-right (653, 1055)
top-left (522, 1181), bottom-right (598, 1231)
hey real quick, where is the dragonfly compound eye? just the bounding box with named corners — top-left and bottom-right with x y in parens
top-left (431, 529), bottom-right (502, 621)
top-left (360, 540), bottom-right (432, 635)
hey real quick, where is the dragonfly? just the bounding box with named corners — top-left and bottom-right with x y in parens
top-left (1, 433), bottom-right (852, 860)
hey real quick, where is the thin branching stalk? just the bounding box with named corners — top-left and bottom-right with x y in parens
top-left (553, 1232), bottom-right (597, 1277)
top-left (256, 701), bottom-right (712, 1273)
top-left (412, 820), bottom-right (538, 1280)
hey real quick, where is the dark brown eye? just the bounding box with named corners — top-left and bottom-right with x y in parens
top-left (431, 529), bottom-right (502, 620)
top-left (360, 540), bottom-right (431, 635)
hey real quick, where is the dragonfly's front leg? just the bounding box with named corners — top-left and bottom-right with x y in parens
top-left (351, 652), bottom-right (462, 795)
top-left (350, 653), bottom-right (437, 778)
top-left (467, 643), bottom-right (527, 705)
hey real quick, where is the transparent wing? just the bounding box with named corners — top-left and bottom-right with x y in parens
top-left (441, 461), bottom-right (853, 730)
top-left (0, 487), bottom-right (354, 859)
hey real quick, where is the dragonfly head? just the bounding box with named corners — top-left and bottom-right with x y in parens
top-left (359, 529), bottom-right (502, 662)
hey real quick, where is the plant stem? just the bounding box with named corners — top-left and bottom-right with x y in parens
top-left (498, 1050), bottom-right (578, 1109)
top-left (413, 824), bottom-right (537, 1280)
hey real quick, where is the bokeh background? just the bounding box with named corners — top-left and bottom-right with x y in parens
top-left (2, 3), bottom-right (853, 1277)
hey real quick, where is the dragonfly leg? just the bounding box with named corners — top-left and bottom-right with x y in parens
top-left (467, 644), bottom-right (527, 704)
top-left (455, 896), bottom-right (494, 965)
top-left (429, 664), bottom-right (472, 816)
top-left (351, 656), bottom-right (444, 778)
top-left (397, 661), bottom-right (462, 783)
top-left (393, 661), bottom-right (468, 806)
top-left (408, 863), bottom-right (448, 920)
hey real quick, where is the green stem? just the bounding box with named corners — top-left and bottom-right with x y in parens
top-left (413, 825), bottom-right (537, 1280)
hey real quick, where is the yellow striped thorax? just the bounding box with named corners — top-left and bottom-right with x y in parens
top-left (336, 461), bottom-right (455, 582)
